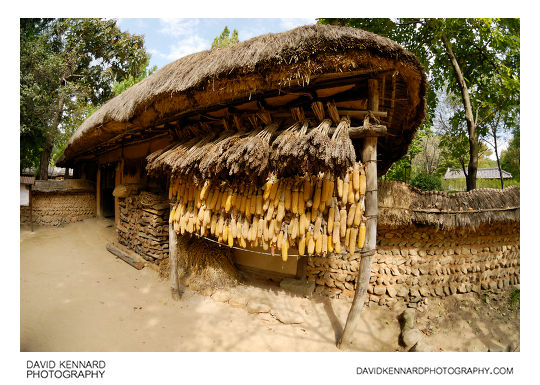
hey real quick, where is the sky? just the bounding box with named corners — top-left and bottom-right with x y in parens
top-left (117, 18), bottom-right (317, 70)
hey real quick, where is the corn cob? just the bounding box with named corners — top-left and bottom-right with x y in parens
top-left (210, 213), bottom-right (218, 235)
top-left (353, 202), bottom-right (363, 227)
top-left (334, 238), bottom-right (341, 254)
top-left (340, 207), bottom-right (347, 238)
top-left (284, 181), bottom-right (292, 211)
top-left (216, 214), bottom-right (224, 237)
top-left (298, 186), bottom-right (305, 213)
top-left (321, 227), bottom-right (328, 255)
top-left (169, 206), bottom-right (176, 224)
top-left (249, 189), bottom-right (257, 216)
top-left (222, 224), bottom-right (228, 243)
top-left (263, 180), bottom-right (273, 200)
top-left (298, 235), bottom-right (306, 256)
top-left (336, 176), bottom-right (343, 198)
top-left (352, 163), bottom-right (360, 192)
top-left (262, 239), bottom-right (269, 251)
top-left (282, 238), bottom-right (289, 262)
top-left (327, 199), bottom-right (335, 234)
top-left (315, 231), bottom-right (323, 254)
top-left (299, 212), bottom-right (307, 235)
top-left (303, 177), bottom-right (312, 202)
top-left (292, 187), bottom-right (299, 214)
top-left (347, 203), bottom-right (356, 227)
top-left (313, 213), bottom-right (322, 238)
top-left (269, 179), bottom-right (280, 202)
top-left (327, 235), bottom-right (334, 253)
top-left (277, 231), bottom-right (284, 251)
top-left (313, 179), bottom-right (322, 211)
top-left (349, 227), bottom-right (358, 253)
top-left (341, 174), bottom-right (349, 205)
top-left (256, 190), bottom-right (263, 215)
top-left (276, 191), bottom-right (286, 222)
top-left (227, 226), bottom-right (234, 247)
top-left (307, 232), bottom-right (315, 255)
top-left (347, 175), bottom-right (355, 204)
top-left (358, 222), bottom-right (366, 249)
top-left (257, 217), bottom-right (264, 239)
top-left (345, 228), bottom-right (351, 250)
top-left (230, 215), bottom-right (237, 239)
top-left (333, 207), bottom-right (340, 244)
top-left (359, 169), bottom-right (366, 195)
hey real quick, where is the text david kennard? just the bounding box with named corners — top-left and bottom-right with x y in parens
top-left (27, 360), bottom-right (106, 379)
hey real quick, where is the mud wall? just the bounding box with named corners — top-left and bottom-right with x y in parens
top-left (306, 222), bottom-right (520, 305)
top-left (20, 191), bottom-right (96, 226)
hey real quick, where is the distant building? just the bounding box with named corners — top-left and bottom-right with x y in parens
top-left (21, 167), bottom-right (73, 179)
top-left (444, 167), bottom-right (512, 180)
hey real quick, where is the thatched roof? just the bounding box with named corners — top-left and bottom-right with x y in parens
top-left (378, 181), bottom-right (519, 230)
top-left (32, 179), bottom-right (95, 193)
top-left (59, 24), bottom-right (427, 175)
top-left (444, 167), bottom-right (513, 180)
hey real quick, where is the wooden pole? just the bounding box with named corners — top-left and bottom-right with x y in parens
top-left (169, 219), bottom-right (181, 300)
top-left (338, 78), bottom-right (379, 349)
top-left (29, 186), bottom-right (33, 233)
top-left (96, 167), bottom-right (102, 218)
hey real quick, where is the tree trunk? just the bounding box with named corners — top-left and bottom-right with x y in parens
top-left (493, 131), bottom-right (504, 189)
top-left (38, 93), bottom-right (65, 180)
top-left (441, 34), bottom-right (478, 191)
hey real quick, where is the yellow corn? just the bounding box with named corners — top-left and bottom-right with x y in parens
top-left (277, 231), bottom-right (284, 250)
top-left (353, 202), bottom-right (363, 227)
top-left (298, 186), bottom-right (305, 213)
top-left (262, 239), bottom-right (269, 251)
top-left (292, 188), bottom-right (299, 214)
top-left (276, 191), bottom-right (286, 222)
top-left (282, 239), bottom-right (289, 262)
top-left (230, 216), bottom-right (237, 239)
top-left (345, 228), bottom-right (351, 249)
top-left (299, 212), bottom-right (306, 235)
top-left (257, 217), bottom-right (264, 239)
top-left (210, 213), bottom-right (218, 235)
top-left (336, 177), bottom-right (343, 198)
top-left (314, 213), bottom-right (322, 237)
top-left (327, 235), bottom-right (334, 253)
top-left (269, 179), bottom-right (280, 202)
top-left (334, 238), bottom-right (341, 254)
top-left (340, 208), bottom-right (347, 238)
top-left (169, 206), bottom-right (176, 224)
top-left (347, 177), bottom-right (355, 204)
top-left (359, 170), bottom-right (366, 195)
top-left (298, 236), bottom-right (306, 256)
top-left (347, 203), bottom-right (356, 227)
top-left (315, 233), bottom-right (323, 254)
top-left (222, 225), bottom-right (228, 243)
top-left (341, 174), bottom-right (349, 205)
top-left (328, 202), bottom-right (335, 234)
top-left (307, 234), bottom-right (315, 255)
top-left (313, 179), bottom-right (322, 211)
top-left (352, 163), bottom-right (360, 192)
top-left (284, 181), bottom-right (292, 211)
top-left (349, 227), bottom-right (358, 253)
top-left (256, 191), bottom-right (263, 215)
top-left (303, 177), bottom-right (312, 202)
top-left (263, 180), bottom-right (273, 200)
top-left (228, 226), bottom-right (234, 247)
top-left (358, 222), bottom-right (366, 249)
top-left (249, 190), bottom-right (257, 216)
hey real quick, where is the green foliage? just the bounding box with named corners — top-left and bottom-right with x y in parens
top-left (410, 172), bottom-right (442, 191)
top-left (318, 18), bottom-right (520, 190)
top-left (501, 127), bottom-right (520, 181)
top-left (211, 26), bottom-right (239, 49)
top-left (509, 288), bottom-right (520, 308)
top-left (20, 18), bottom-right (149, 172)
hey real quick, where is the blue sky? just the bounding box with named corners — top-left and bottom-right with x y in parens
top-left (117, 18), bottom-right (317, 70)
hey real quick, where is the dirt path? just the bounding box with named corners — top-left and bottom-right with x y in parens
top-left (20, 218), bottom-right (519, 352)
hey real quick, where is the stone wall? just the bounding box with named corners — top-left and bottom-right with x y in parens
top-left (20, 191), bottom-right (96, 226)
top-left (307, 222), bottom-right (520, 305)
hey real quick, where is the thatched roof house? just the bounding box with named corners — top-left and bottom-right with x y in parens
top-left (444, 167), bottom-right (513, 180)
top-left (58, 24), bottom-right (426, 175)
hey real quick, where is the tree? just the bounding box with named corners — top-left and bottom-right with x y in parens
top-left (20, 18), bottom-right (149, 179)
top-left (318, 18), bottom-right (520, 191)
top-left (501, 127), bottom-right (520, 182)
top-left (211, 26), bottom-right (239, 49)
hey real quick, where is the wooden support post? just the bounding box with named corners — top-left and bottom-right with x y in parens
top-left (29, 186), bottom-right (33, 233)
top-left (96, 167), bottom-right (102, 218)
top-left (338, 78), bottom-right (379, 349)
top-left (169, 220), bottom-right (181, 300)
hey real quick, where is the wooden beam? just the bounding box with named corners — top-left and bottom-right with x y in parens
top-left (169, 220), bottom-right (181, 300)
top-left (96, 167), bottom-right (102, 218)
top-left (106, 242), bottom-right (145, 270)
top-left (338, 78), bottom-right (379, 349)
top-left (338, 109), bottom-right (387, 119)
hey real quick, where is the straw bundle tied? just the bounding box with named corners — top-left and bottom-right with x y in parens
top-left (200, 131), bottom-right (244, 179)
top-left (327, 117), bottom-right (356, 173)
top-left (225, 122), bottom-right (279, 178)
top-left (172, 134), bottom-right (215, 178)
top-left (270, 120), bottom-right (309, 177)
top-left (298, 119), bottom-right (332, 174)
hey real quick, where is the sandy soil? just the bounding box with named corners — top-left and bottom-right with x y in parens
top-left (20, 218), bottom-right (519, 352)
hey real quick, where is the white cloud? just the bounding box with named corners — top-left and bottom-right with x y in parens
top-left (166, 35), bottom-right (210, 61)
top-left (159, 18), bottom-right (200, 37)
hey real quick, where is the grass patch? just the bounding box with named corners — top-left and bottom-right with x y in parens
top-left (509, 288), bottom-right (520, 308)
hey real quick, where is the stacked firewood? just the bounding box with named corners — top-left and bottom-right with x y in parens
top-left (118, 192), bottom-right (169, 262)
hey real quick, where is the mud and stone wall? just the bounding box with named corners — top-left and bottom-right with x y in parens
top-left (306, 222), bottom-right (520, 305)
top-left (20, 191), bottom-right (96, 226)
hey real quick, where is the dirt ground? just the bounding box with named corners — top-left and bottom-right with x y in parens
top-left (20, 218), bottom-right (519, 352)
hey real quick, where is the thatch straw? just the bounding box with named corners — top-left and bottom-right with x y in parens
top-left (59, 23), bottom-right (427, 172)
top-left (298, 119), bottom-right (332, 174)
top-left (327, 117), bottom-right (356, 173)
top-left (378, 180), bottom-right (520, 230)
top-left (225, 122), bottom-right (279, 178)
top-left (270, 120), bottom-right (309, 177)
